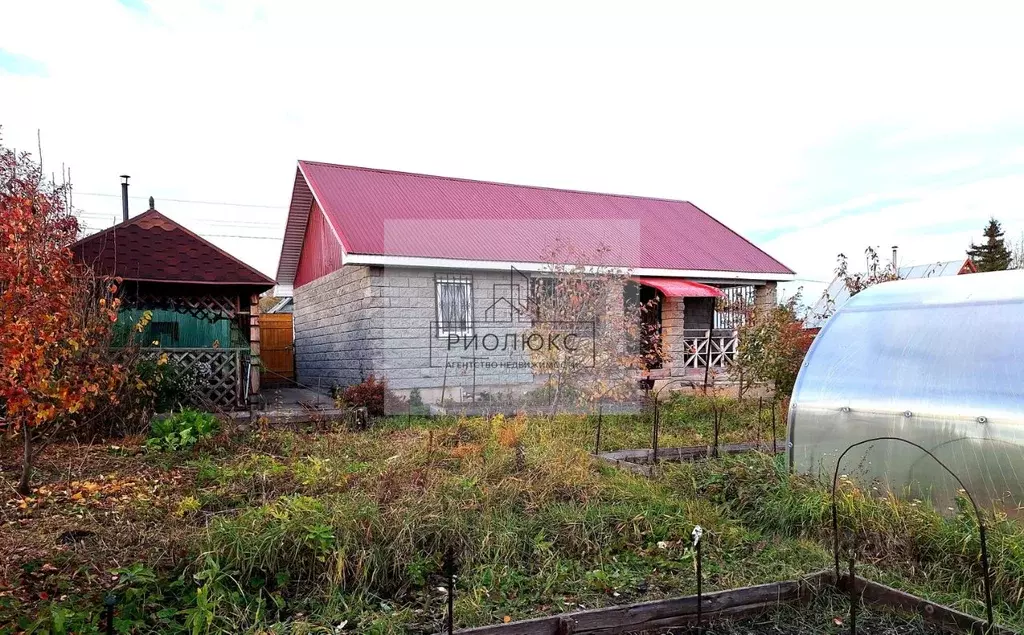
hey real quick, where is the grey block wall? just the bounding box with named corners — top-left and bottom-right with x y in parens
top-left (293, 266), bottom-right (769, 395)
top-left (368, 267), bottom-right (534, 392)
top-left (294, 265), bottom-right (535, 394)
top-left (293, 265), bottom-right (373, 388)
top-left (683, 297), bottom-right (715, 331)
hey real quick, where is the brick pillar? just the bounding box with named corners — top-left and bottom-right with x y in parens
top-left (660, 296), bottom-right (687, 377)
top-left (754, 282), bottom-right (777, 315)
top-left (249, 293), bottom-right (261, 397)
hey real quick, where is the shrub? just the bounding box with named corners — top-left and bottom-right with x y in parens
top-left (139, 355), bottom-right (204, 412)
top-left (338, 375), bottom-right (394, 416)
top-left (146, 409), bottom-right (220, 452)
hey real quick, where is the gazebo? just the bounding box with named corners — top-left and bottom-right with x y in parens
top-left (72, 200), bottom-right (275, 409)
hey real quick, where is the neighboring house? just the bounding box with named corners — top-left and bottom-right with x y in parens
top-left (259, 295), bottom-right (294, 314)
top-left (804, 258), bottom-right (977, 330)
top-left (276, 161), bottom-right (794, 400)
top-left (72, 200), bottom-right (276, 409)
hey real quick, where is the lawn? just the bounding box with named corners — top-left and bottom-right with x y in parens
top-left (1, 398), bottom-right (1021, 634)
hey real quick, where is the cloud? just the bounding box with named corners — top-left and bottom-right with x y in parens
top-left (0, 49), bottom-right (47, 76)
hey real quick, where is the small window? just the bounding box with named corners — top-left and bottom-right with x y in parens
top-left (149, 321), bottom-right (179, 343)
top-left (436, 275), bottom-right (473, 336)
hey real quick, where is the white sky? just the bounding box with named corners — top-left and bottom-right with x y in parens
top-left (2, 0), bottom-right (1023, 304)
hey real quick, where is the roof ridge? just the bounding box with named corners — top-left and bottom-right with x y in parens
top-left (73, 208), bottom-right (274, 286)
top-left (298, 160), bottom-right (696, 207)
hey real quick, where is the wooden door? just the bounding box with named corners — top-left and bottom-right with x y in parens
top-left (260, 313), bottom-right (294, 386)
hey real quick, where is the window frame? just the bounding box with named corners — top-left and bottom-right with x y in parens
top-left (435, 274), bottom-right (475, 338)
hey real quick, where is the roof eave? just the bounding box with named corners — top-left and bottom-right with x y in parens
top-left (342, 252), bottom-right (795, 282)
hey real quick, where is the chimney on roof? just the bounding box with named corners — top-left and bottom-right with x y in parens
top-left (120, 175), bottom-right (130, 222)
top-left (148, 196), bottom-right (155, 210)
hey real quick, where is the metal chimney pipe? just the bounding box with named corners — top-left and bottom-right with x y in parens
top-left (120, 175), bottom-right (130, 222)
top-left (891, 245), bottom-right (898, 267)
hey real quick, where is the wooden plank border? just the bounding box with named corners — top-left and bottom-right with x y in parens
top-left (438, 571), bottom-right (830, 635)
top-left (439, 571), bottom-right (1012, 635)
top-left (841, 575), bottom-right (1016, 635)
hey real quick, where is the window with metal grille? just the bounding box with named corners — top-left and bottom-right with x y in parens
top-left (715, 286), bottom-right (755, 329)
top-left (435, 274), bottom-right (474, 336)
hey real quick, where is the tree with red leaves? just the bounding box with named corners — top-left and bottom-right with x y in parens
top-left (0, 133), bottom-right (124, 495)
top-left (733, 293), bottom-right (814, 402)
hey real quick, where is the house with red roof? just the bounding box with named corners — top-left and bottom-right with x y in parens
top-left (276, 161), bottom-right (793, 401)
top-left (73, 199), bottom-right (275, 409)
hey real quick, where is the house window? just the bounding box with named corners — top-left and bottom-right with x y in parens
top-left (435, 274), bottom-right (474, 336)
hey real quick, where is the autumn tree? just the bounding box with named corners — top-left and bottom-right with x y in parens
top-left (814, 246), bottom-right (900, 323)
top-left (967, 218), bottom-right (1012, 272)
top-left (0, 136), bottom-right (124, 495)
top-left (525, 243), bottom-right (662, 414)
top-left (732, 292), bottom-right (814, 402)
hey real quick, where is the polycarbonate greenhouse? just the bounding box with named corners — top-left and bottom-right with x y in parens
top-left (788, 269), bottom-right (1024, 512)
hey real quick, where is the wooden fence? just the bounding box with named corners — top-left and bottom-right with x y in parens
top-left (680, 329), bottom-right (738, 369)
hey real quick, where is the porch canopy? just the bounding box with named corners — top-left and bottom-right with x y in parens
top-left (631, 276), bottom-right (723, 298)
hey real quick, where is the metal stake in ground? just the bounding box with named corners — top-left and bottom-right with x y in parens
top-left (104, 594), bottom-right (116, 635)
top-left (444, 547), bottom-right (457, 635)
top-left (652, 397), bottom-right (660, 466)
top-left (848, 557), bottom-right (857, 635)
top-left (771, 400), bottom-right (777, 454)
top-left (594, 404), bottom-right (603, 455)
top-left (757, 396), bottom-right (763, 451)
top-left (692, 525), bottom-right (703, 635)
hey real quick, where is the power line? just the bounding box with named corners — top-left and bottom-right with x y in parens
top-left (203, 233), bottom-right (282, 241)
top-left (75, 190), bottom-right (286, 210)
top-left (76, 219), bottom-right (282, 241)
top-left (76, 210), bottom-right (283, 229)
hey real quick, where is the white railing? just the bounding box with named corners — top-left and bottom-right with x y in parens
top-left (680, 329), bottom-right (738, 368)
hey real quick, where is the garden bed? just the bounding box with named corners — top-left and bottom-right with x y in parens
top-left (444, 572), bottom-right (1013, 634)
top-left (595, 441), bottom-right (785, 476)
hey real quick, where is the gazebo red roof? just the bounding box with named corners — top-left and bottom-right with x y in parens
top-left (72, 209), bottom-right (274, 289)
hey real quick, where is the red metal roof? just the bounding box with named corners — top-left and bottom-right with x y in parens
top-left (277, 161), bottom-right (793, 286)
top-left (632, 277), bottom-right (724, 298)
top-left (72, 209), bottom-right (275, 288)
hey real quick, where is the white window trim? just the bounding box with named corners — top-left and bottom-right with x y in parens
top-left (435, 277), bottom-right (474, 337)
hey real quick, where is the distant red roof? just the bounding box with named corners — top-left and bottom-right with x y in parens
top-left (277, 161), bottom-right (793, 287)
top-left (72, 209), bottom-right (274, 289)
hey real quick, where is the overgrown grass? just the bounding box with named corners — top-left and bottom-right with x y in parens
top-left (664, 453), bottom-right (1024, 625)
top-left (3, 407), bottom-right (1021, 634)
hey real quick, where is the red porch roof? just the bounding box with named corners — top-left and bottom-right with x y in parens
top-left (632, 277), bottom-right (724, 298)
top-left (277, 162), bottom-right (793, 286)
top-left (72, 209), bottom-right (274, 289)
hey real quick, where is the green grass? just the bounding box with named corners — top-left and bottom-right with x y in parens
top-left (5, 405), bottom-right (1022, 634)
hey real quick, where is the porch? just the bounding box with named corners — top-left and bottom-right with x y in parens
top-left (631, 278), bottom-right (777, 378)
top-left (119, 285), bottom-right (264, 410)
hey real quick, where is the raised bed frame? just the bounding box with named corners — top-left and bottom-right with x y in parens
top-left (595, 441), bottom-right (784, 477)
top-left (440, 571), bottom-right (1013, 635)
